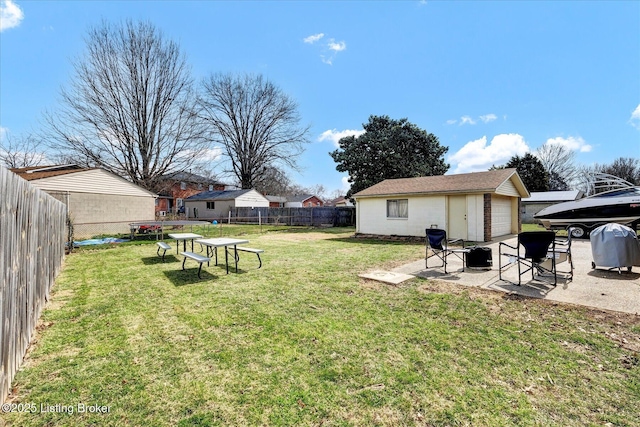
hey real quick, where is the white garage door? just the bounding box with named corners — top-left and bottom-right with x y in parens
top-left (491, 196), bottom-right (512, 237)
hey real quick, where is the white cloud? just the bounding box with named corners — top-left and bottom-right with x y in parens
top-left (199, 147), bottom-right (223, 162)
top-left (448, 133), bottom-right (530, 173)
top-left (176, 147), bottom-right (222, 163)
top-left (0, 0), bottom-right (23, 32)
top-left (459, 116), bottom-right (476, 126)
top-left (449, 114), bottom-right (499, 126)
top-left (479, 114), bottom-right (497, 123)
top-left (321, 55), bottom-right (334, 65)
top-left (341, 176), bottom-right (351, 192)
top-left (544, 136), bottom-right (592, 153)
top-left (0, 126), bottom-right (7, 141)
top-left (327, 39), bottom-right (346, 52)
top-left (303, 33), bottom-right (324, 44)
top-left (318, 128), bottom-right (365, 147)
top-left (304, 32), bottom-right (346, 65)
top-left (630, 104), bottom-right (640, 129)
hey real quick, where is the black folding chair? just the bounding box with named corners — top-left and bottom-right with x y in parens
top-left (550, 228), bottom-right (574, 281)
top-left (425, 228), bottom-right (467, 274)
top-left (499, 231), bottom-right (557, 286)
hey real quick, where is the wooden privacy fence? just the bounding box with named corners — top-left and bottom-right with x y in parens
top-left (229, 206), bottom-right (356, 227)
top-left (0, 165), bottom-right (67, 403)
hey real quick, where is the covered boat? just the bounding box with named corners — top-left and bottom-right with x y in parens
top-left (535, 173), bottom-right (640, 238)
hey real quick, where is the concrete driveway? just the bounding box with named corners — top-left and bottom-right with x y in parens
top-left (392, 236), bottom-right (640, 315)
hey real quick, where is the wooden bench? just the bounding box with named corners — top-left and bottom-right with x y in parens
top-left (181, 251), bottom-right (211, 278)
top-left (236, 247), bottom-right (264, 269)
top-left (156, 241), bottom-right (172, 262)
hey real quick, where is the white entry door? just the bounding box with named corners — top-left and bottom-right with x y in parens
top-left (448, 195), bottom-right (467, 240)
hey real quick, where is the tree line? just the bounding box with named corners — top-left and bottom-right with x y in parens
top-left (1, 20), bottom-right (309, 195)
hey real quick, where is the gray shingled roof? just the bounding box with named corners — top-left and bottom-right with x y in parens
top-left (286, 194), bottom-right (318, 203)
top-left (353, 169), bottom-right (525, 197)
top-left (185, 189), bottom-right (253, 201)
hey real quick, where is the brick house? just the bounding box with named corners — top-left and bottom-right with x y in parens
top-left (155, 171), bottom-right (226, 215)
top-left (285, 194), bottom-right (324, 208)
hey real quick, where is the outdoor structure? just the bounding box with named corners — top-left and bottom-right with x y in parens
top-left (352, 169), bottom-right (529, 242)
top-left (521, 190), bottom-right (584, 223)
top-left (326, 196), bottom-right (354, 207)
top-left (285, 194), bottom-right (324, 207)
top-left (1, 165), bottom-right (67, 403)
top-left (184, 189), bottom-right (270, 219)
top-left (10, 164), bottom-right (156, 237)
top-left (266, 195), bottom-right (287, 208)
top-left (154, 171), bottom-right (227, 216)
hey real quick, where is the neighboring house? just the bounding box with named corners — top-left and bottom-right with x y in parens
top-left (521, 190), bottom-right (584, 224)
top-left (352, 168), bottom-right (529, 242)
top-left (155, 171), bottom-right (226, 215)
top-left (10, 164), bottom-right (157, 238)
top-left (285, 194), bottom-right (324, 208)
top-left (326, 196), bottom-right (354, 207)
top-left (266, 195), bottom-right (287, 208)
top-left (184, 189), bottom-right (269, 219)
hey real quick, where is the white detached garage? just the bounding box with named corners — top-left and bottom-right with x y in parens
top-left (352, 169), bottom-right (529, 242)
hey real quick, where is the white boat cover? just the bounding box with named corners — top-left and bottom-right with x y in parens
top-left (590, 223), bottom-right (640, 268)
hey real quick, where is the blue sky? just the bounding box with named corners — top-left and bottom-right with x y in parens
top-left (1, 0), bottom-right (639, 195)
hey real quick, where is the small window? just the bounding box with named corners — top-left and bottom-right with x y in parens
top-left (206, 201), bottom-right (215, 210)
top-left (198, 183), bottom-right (203, 190)
top-left (387, 199), bottom-right (408, 218)
top-left (176, 198), bottom-right (183, 207)
top-left (209, 184), bottom-right (214, 191)
top-left (180, 181), bottom-right (186, 190)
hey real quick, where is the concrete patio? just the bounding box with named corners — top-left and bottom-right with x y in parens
top-left (392, 236), bottom-right (640, 315)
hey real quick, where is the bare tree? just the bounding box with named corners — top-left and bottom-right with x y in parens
top-left (45, 20), bottom-right (209, 192)
top-left (577, 157), bottom-right (640, 194)
top-left (535, 143), bottom-right (578, 190)
top-left (199, 73), bottom-right (310, 189)
top-left (0, 133), bottom-right (48, 168)
top-left (253, 166), bottom-right (292, 196)
top-left (601, 157), bottom-right (640, 185)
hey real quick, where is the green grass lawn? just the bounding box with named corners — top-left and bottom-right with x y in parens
top-left (4, 227), bottom-right (640, 426)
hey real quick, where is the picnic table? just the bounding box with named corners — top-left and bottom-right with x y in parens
top-left (196, 237), bottom-right (249, 274)
top-left (168, 233), bottom-right (203, 254)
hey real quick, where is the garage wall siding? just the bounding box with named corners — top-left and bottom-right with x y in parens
top-left (186, 200), bottom-right (235, 219)
top-left (496, 179), bottom-right (520, 197)
top-left (491, 196), bottom-right (513, 237)
top-left (235, 190), bottom-right (270, 208)
top-left (30, 169), bottom-right (154, 197)
top-left (357, 196), bottom-right (446, 237)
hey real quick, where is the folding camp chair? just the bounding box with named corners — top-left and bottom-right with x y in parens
top-left (425, 228), bottom-right (468, 274)
top-left (499, 231), bottom-right (557, 286)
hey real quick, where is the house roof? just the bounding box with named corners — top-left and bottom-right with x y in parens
top-left (10, 164), bottom-right (89, 181)
top-left (10, 164), bottom-right (157, 197)
top-left (185, 189), bottom-right (254, 201)
top-left (353, 169), bottom-right (529, 198)
top-left (523, 190), bottom-right (584, 203)
top-left (266, 195), bottom-right (287, 203)
top-left (287, 194), bottom-right (321, 203)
